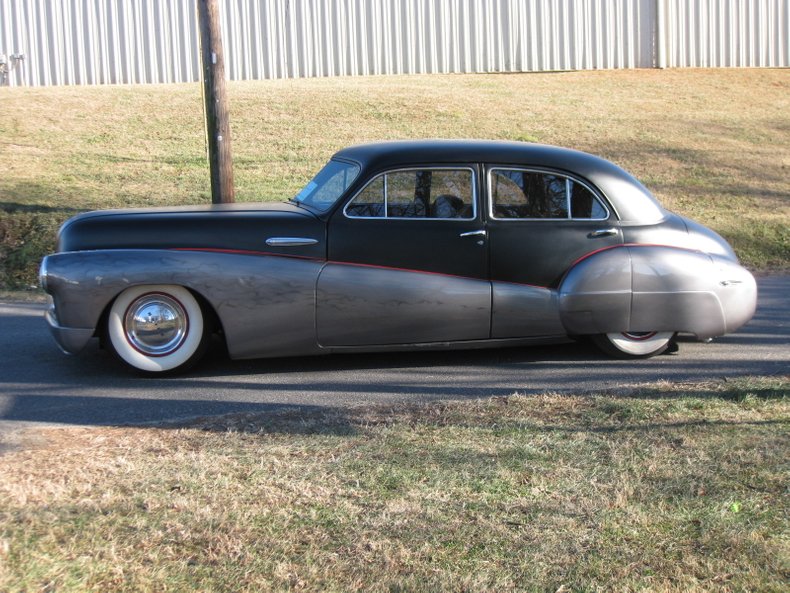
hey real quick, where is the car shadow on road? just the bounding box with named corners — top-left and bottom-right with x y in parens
top-left (2, 334), bottom-right (786, 430)
top-left (1, 277), bottom-right (787, 429)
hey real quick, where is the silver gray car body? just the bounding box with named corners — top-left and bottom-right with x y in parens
top-left (40, 140), bottom-right (757, 369)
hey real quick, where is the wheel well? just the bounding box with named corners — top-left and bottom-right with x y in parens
top-left (190, 289), bottom-right (223, 336)
top-left (95, 285), bottom-right (226, 349)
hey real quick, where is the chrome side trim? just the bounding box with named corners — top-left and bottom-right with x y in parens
top-left (264, 237), bottom-right (319, 247)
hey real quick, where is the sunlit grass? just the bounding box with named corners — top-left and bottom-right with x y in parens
top-left (1, 69), bottom-right (788, 288)
top-left (0, 376), bottom-right (787, 592)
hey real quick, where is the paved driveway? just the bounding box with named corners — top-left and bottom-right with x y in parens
top-left (1, 276), bottom-right (787, 428)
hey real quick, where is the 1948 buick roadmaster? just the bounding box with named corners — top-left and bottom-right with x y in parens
top-left (39, 140), bottom-right (757, 374)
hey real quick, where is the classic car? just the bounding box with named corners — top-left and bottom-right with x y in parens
top-left (40, 140), bottom-right (757, 374)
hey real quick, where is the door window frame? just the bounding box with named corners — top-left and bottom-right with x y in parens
top-left (342, 166), bottom-right (479, 221)
top-left (487, 166), bottom-right (613, 222)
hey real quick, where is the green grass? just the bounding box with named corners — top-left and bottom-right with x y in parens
top-left (1, 377), bottom-right (788, 592)
top-left (1, 69), bottom-right (789, 289)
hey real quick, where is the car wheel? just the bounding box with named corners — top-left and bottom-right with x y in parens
top-left (592, 331), bottom-right (674, 359)
top-left (105, 285), bottom-right (209, 374)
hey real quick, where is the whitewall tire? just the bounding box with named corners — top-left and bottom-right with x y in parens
top-left (593, 331), bottom-right (674, 359)
top-left (105, 285), bottom-right (208, 374)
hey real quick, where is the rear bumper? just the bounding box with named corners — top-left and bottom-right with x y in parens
top-left (45, 307), bottom-right (94, 355)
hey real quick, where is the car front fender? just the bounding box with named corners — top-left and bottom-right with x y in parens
top-left (41, 249), bottom-right (324, 359)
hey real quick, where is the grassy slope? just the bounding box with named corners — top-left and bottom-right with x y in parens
top-left (0, 69), bottom-right (788, 288)
top-left (0, 377), bottom-right (787, 592)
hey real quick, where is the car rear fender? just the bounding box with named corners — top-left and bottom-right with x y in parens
top-left (558, 245), bottom-right (756, 339)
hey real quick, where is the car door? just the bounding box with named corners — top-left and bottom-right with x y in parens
top-left (485, 166), bottom-right (623, 338)
top-left (317, 166), bottom-right (491, 346)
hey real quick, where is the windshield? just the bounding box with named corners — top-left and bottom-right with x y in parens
top-left (293, 159), bottom-right (360, 212)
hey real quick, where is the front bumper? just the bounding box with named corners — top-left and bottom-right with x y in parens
top-left (45, 307), bottom-right (94, 355)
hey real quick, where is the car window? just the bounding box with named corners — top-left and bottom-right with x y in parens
top-left (346, 176), bottom-right (385, 217)
top-left (345, 168), bottom-right (475, 220)
top-left (490, 168), bottom-right (608, 220)
top-left (293, 159), bottom-right (360, 212)
top-left (570, 179), bottom-right (608, 219)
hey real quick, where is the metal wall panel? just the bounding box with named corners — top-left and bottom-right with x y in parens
top-left (0, 0), bottom-right (787, 87)
top-left (0, 0), bottom-right (200, 86)
top-left (663, 0), bottom-right (789, 67)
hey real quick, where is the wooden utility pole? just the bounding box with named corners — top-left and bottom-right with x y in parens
top-left (197, 0), bottom-right (234, 203)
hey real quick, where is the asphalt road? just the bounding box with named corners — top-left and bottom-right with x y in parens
top-left (1, 276), bottom-right (787, 429)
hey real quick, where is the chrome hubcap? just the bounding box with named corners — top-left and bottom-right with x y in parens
top-left (124, 293), bottom-right (188, 356)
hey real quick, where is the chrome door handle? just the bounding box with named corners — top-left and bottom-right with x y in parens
top-left (265, 237), bottom-right (319, 247)
top-left (459, 230), bottom-right (486, 238)
top-left (588, 228), bottom-right (618, 238)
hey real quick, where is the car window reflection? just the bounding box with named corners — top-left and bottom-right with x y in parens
top-left (346, 168), bottom-right (475, 220)
top-left (490, 168), bottom-right (609, 220)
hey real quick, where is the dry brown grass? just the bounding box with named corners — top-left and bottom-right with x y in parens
top-left (0, 69), bottom-right (788, 288)
top-left (1, 377), bottom-right (787, 592)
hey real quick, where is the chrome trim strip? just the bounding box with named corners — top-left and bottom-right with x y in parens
top-left (38, 255), bottom-right (49, 291)
top-left (343, 166), bottom-right (478, 221)
top-left (487, 166), bottom-right (612, 222)
top-left (264, 237), bottom-right (319, 247)
top-left (384, 170), bottom-right (389, 214)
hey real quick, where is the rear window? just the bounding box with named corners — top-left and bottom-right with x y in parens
top-left (490, 168), bottom-right (608, 220)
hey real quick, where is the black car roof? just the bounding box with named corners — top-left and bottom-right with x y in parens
top-left (333, 140), bottom-right (666, 224)
top-left (335, 139), bottom-right (595, 168)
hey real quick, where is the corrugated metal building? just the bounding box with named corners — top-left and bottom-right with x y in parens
top-left (1, 0), bottom-right (787, 87)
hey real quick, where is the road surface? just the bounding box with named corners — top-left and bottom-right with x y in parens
top-left (1, 276), bottom-right (787, 429)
